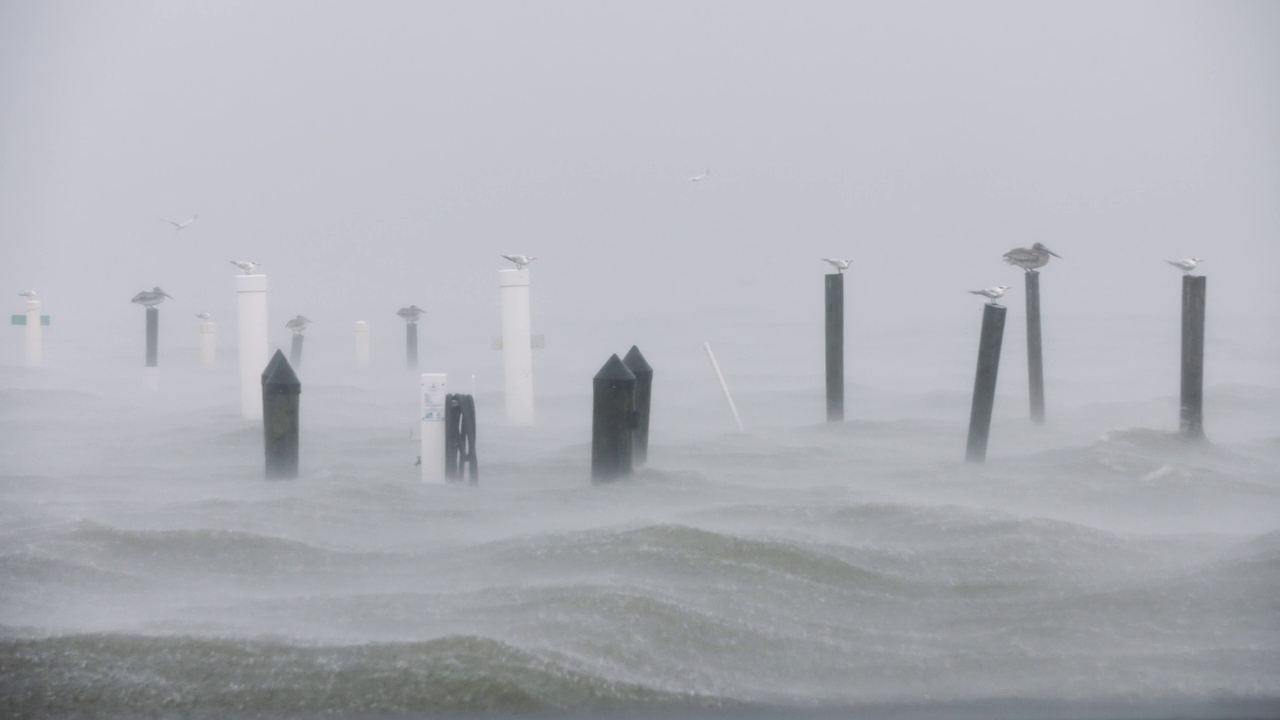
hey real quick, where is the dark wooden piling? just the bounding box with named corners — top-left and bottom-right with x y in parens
top-left (261, 350), bottom-right (301, 480)
top-left (290, 334), bottom-right (304, 368)
top-left (966, 303), bottom-right (1007, 463)
top-left (622, 345), bottom-right (653, 467)
top-left (1025, 270), bottom-right (1045, 424)
top-left (145, 307), bottom-right (158, 367)
top-left (406, 323), bottom-right (418, 371)
top-left (592, 354), bottom-right (635, 483)
top-left (1180, 275), bottom-right (1207, 439)
top-left (825, 273), bottom-right (844, 422)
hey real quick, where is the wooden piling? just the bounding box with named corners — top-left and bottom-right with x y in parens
top-left (825, 273), bottom-right (844, 422)
top-left (1025, 271), bottom-right (1045, 424)
top-left (145, 307), bottom-right (158, 367)
top-left (261, 350), bottom-right (301, 480)
top-left (622, 345), bottom-right (653, 467)
top-left (966, 303), bottom-right (1007, 463)
top-left (592, 354), bottom-right (635, 483)
top-left (1180, 275), bottom-right (1207, 439)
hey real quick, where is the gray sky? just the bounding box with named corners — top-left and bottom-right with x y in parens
top-left (2, 1), bottom-right (1277, 378)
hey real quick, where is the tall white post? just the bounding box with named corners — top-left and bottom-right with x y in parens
top-left (354, 321), bottom-right (370, 369)
top-left (236, 274), bottom-right (269, 420)
top-left (24, 300), bottom-right (42, 367)
top-left (200, 321), bottom-right (217, 369)
top-left (420, 373), bottom-right (448, 483)
top-left (499, 269), bottom-right (534, 425)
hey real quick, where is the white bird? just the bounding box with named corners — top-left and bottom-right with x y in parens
top-left (230, 260), bottom-right (261, 274)
top-left (821, 258), bottom-right (853, 273)
top-left (1165, 258), bottom-right (1203, 275)
top-left (161, 214), bottom-right (198, 231)
top-left (397, 305), bottom-right (424, 324)
top-left (687, 168), bottom-right (711, 182)
top-left (501, 255), bottom-right (537, 270)
top-left (18, 290), bottom-right (37, 299)
top-left (285, 315), bottom-right (313, 334)
top-left (131, 287), bottom-right (173, 307)
top-left (195, 312), bottom-right (213, 320)
top-left (1003, 242), bottom-right (1061, 271)
top-left (969, 285), bottom-right (1012, 304)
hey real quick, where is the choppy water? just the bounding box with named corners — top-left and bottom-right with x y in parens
top-left (2, 319), bottom-right (1279, 718)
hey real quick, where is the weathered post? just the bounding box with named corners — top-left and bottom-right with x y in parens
top-left (825, 273), bottom-right (844, 422)
top-left (622, 345), bottom-right (653, 466)
top-left (145, 307), bottom-right (159, 368)
top-left (354, 321), bottom-right (369, 369)
top-left (1025, 270), bottom-right (1045, 424)
top-left (406, 322), bottom-right (418, 371)
top-left (261, 350), bottom-right (300, 480)
top-left (1180, 275), bottom-right (1207, 439)
top-left (237, 274), bottom-right (270, 420)
top-left (965, 303), bottom-right (1007, 463)
top-left (290, 333), bottom-right (304, 368)
top-left (592, 354), bottom-right (635, 483)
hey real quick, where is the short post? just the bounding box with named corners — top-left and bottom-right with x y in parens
top-left (200, 321), bottom-right (216, 369)
top-left (1025, 270), bottom-right (1045, 424)
top-left (420, 373), bottom-right (447, 483)
top-left (499, 268), bottom-right (535, 424)
top-left (354, 321), bottom-right (369, 369)
top-left (622, 345), bottom-right (653, 467)
top-left (261, 350), bottom-right (300, 480)
top-left (290, 333), bottom-right (304, 369)
top-left (237, 274), bottom-right (270, 420)
top-left (825, 273), bottom-right (844, 422)
top-left (145, 307), bottom-right (159, 368)
top-left (24, 299), bottom-right (42, 367)
top-left (1180, 275), bottom-right (1207, 439)
top-left (406, 322), bottom-right (418, 371)
top-left (592, 354), bottom-right (635, 483)
top-left (965, 303), bottom-right (1008, 463)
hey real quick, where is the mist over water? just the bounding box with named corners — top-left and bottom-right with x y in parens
top-left (2, 1), bottom-right (1279, 718)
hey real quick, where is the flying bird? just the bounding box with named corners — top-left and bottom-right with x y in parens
top-left (501, 255), bottom-right (537, 270)
top-left (1165, 258), bottom-right (1204, 275)
top-left (285, 315), bottom-right (313, 334)
top-left (687, 168), bottom-right (711, 182)
top-left (195, 312), bottom-right (213, 320)
top-left (18, 290), bottom-right (37, 299)
top-left (397, 305), bottom-right (424, 324)
top-left (821, 258), bottom-right (853, 273)
top-left (1002, 242), bottom-right (1061, 271)
top-left (969, 285), bottom-right (1012, 304)
top-left (131, 287), bottom-right (173, 307)
top-left (161, 214), bottom-right (198, 231)
top-left (230, 260), bottom-right (261, 274)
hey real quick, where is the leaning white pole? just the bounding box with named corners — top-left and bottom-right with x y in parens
top-left (499, 268), bottom-right (535, 425)
top-left (236, 274), bottom-right (269, 420)
top-left (420, 373), bottom-right (448, 483)
top-left (24, 299), bottom-right (42, 367)
top-left (200, 320), bottom-right (217, 369)
top-left (354, 321), bottom-right (370, 369)
top-left (703, 342), bottom-right (745, 433)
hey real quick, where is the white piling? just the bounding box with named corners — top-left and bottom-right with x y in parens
top-left (354, 321), bottom-right (370, 369)
top-left (24, 299), bottom-right (42, 367)
top-left (499, 269), bottom-right (535, 425)
top-left (143, 366), bottom-right (160, 391)
top-left (236, 274), bottom-right (270, 420)
top-left (200, 321), bottom-right (217, 369)
top-left (703, 342), bottom-right (745, 433)
top-left (420, 373), bottom-right (448, 483)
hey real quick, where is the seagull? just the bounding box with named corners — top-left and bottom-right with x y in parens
top-left (161, 214), bottom-right (198, 231)
top-left (397, 305), bottom-right (424, 324)
top-left (687, 168), bottom-right (711, 182)
top-left (285, 315), bottom-right (313, 334)
top-left (131, 287), bottom-right (173, 307)
top-left (1165, 258), bottom-right (1204, 275)
top-left (230, 260), bottom-right (261, 274)
top-left (501, 255), bottom-right (537, 270)
top-left (821, 258), bottom-right (853, 273)
top-left (195, 312), bottom-right (213, 320)
top-left (1003, 242), bottom-right (1061, 271)
top-left (18, 290), bottom-right (37, 299)
top-left (969, 285), bottom-right (1012, 305)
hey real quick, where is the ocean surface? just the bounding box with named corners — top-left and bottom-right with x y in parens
top-left (2, 313), bottom-right (1278, 719)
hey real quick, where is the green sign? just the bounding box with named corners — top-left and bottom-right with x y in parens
top-left (10, 315), bottom-right (50, 326)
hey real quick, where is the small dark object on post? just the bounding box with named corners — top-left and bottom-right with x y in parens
top-left (1180, 275), bottom-right (1207, 440)
top-left (966, 303), bottom-right (1007, 463)
top-left (261, 350), bottom-right (301, 480)
top-left (825, 273), bottom-right (844, 422)
top-left (592, 354), bottom-right (636, 483)
top-left (145, 307), bottom-right (159, 368)
top-left (445, 393), bottom-right (479, 484)
top-left (622, 346), bottom-right (653, 467)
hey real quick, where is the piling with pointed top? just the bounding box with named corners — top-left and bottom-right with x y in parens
top-left (622, 346), bottom-right (653, 466)
top-left (290, 333), bottom-right (304, 368)
top-left (825, 273), bottom-right (844, 421)
top-left (965, 303), bottom-right (1007, 463)
top-left (1025, 270), bottom-right (1045, 424)
top-left (1180, 275), bottom-right (1207, 439)
top-left (262, 350), bottom-right (301, 479)
top-left (592, 354), bottom-right (636, 483)
top-left (145, 307), bottom-right (159, 367)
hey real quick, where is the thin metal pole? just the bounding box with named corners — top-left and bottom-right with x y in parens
top-left (703, 342), bottom-right (745, 433)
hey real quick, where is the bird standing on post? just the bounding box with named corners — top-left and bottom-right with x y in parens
top-left (1165, 258), bottom-right (1204, 275)
top-left (285, 315), bottom-right (313, 334)
top-left (821, 258), bottom-right (853, 273)
top-left (397, 305), bottom-right (424, 324)
top-left (501, 255), bottom-right (537, 270)
top-left (1003, 243), bottom-right (1061, 271)
top-left (230, 260), bottom-right (261, 275)
top-left (969, 286), bottom-right (1012, 305)
top-left (131, 287), bottom-right (173, 307)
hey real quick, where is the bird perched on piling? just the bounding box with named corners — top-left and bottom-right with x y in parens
top-left (131, 287), bottom-right (173, 307)
top-left (1003, 243), bottom-right (1061, 271)
top-left (687, 168), bottom-right (711, 183)
top-left (501, 255), bottom-right (537, 270)
top-left (285, 315), bottom-right (313, 334)
top-left (1165, 258), bottom-right (1204, 275)
top-left (821, 258), bottom-right (853, 273)
top-left (230, 260), bottom-right (261, 274)
top-left (195, 312), bottom-right (213, 320)
top-left (161, 214), bottom-right (198, 231)
top-left (969, 285), bottom-right (1012, 305)
top-left (397, 305), bottom-right (424, 324)
top-left (18, 290), bottom-right (37, 299)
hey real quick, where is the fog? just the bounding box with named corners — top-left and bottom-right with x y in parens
top-left (1, 1), bottom-right (1279, 717)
